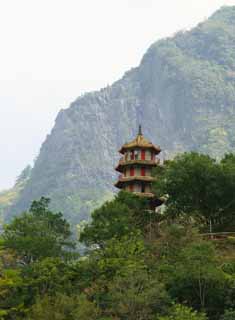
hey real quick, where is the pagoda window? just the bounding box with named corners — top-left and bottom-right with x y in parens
top-left (134, 150), bottom-right (139, 160)
top-left (129, 184), bottom-right (134, 192)
top-left (130, 167), bottom-right (135, 176)
top-left (141, 167), bottom-right (146, 176)
top-left (141, 150), bottom-right (146, 160)
top-left (151, 152), bottom-right (155, 161)
top-left (141, 184), bottom-right (145, 193)
top-left (131, 150), bottom-right (135, 160)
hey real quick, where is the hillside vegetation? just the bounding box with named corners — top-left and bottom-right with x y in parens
top-left (1, 152), bottom-right (235, 320)
top-left (4, 6), bottom-right (235, 224)
top-left (0, 166), bottom-right (31, 224)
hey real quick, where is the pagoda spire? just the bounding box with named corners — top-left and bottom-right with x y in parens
top-left (138, 124), bottom-right (143, 136)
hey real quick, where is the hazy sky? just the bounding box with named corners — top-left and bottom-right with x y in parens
top-left (0, 0), bottom-right (234, 190)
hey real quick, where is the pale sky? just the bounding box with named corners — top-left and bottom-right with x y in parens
top-left (0, 0), bottom-right (234, 190)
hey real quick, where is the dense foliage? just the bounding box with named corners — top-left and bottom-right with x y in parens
top-left (1, 151), bottom-right (235, 320)
top-left (154, 152), bottom-right (235, 232)
top-left (2, 197), bottom-right (75, 264)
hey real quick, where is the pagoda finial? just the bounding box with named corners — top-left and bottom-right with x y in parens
top-left (138, 124), bottom-right (143, 136)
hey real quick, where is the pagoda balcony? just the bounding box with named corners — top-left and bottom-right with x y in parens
top-left (115, 175), bottom-right (156, 188)
top-left (115, 157), bottom-right (160, 172)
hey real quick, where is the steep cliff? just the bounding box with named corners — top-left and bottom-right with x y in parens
top-left (6, 6), bottom-right (235, 224)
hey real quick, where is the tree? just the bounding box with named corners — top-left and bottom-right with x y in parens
top-left (0, 266), bottom-right (25, 320)
top-left (22, 258), bottom-right (74, 299)
top-left (27, 293), bottom-right (101, 320)
top-left (2, 197), bottom-right (75, 265)
top-left (80, 191), bottom-right (151, 247)
top-left (105, 267), bottom-right (169, 320)
top-left (80, 229), bottom-right (170, 319)
top-left (220, 310), bottom-right (235, 320)
top-left (153, 223), bottom-right (200, 264)
top-left (154, 152), bottom-right (235, 231)
top-left (218, 154), bottom-right (235, 229)
top-left (158, 304), bottom-right (207, 320)
top-left (166, 241), bottom-right (227, 318)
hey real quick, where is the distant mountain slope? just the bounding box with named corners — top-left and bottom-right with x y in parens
top-left (5, 6), bottom-right (235, 224)
top-left (0, 166), bottom-right (31, 224)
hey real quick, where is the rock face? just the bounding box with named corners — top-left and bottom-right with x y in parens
top-left (6, 6), bottom-right (235, 224)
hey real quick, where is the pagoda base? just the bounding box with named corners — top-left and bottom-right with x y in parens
top-left (132, 192), bottom-right (164, 210)
top-left (133, 192), bottom-right (155, 198)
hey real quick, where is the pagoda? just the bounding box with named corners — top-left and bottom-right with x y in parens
top-left (115, 126), bottom-right (161, 199)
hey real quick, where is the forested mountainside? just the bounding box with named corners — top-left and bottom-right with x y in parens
top-left (5, 6), bottom-right (235, 224)
top-left (0, 166), bottom-right (31, 223)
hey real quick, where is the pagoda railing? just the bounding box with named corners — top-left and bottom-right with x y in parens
top-left (117, 158), bottom-right (160, 166)
top-left (117, 175), bottom-right (155, 182)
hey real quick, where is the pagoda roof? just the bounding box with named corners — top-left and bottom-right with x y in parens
top-left (119, 128), bottom-right (161, 154)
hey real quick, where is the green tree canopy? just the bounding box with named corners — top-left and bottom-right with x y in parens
top-left (154, 152), bottom-right (235, 231)
top-left (80, 191), bottom-right (152, 247)
top-left (2, 197), bottom-right (75, 265)
top-left (220, 310), bottom-right (235, 320)
top-left (158, 304), bottom-right (208, 320)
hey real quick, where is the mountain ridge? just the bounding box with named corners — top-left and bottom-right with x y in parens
top-left (4, 5), bottom-right (235, 224)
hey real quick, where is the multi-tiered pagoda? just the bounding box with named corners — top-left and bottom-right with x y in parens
top-left (115, 126), bottom-right (161, 199)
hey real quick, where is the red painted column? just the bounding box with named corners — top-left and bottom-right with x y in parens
top-left (141, 150), bottom-right (146, 160)
top-left (130, 167), bottom-right (135, 176)
top-left (141, 167), bottom-right (146, 176)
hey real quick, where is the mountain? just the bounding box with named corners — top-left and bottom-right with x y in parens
top-left (5, 6), bottom-right (235, 224)
top-left (0, 166), bottom-right (31, 224)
